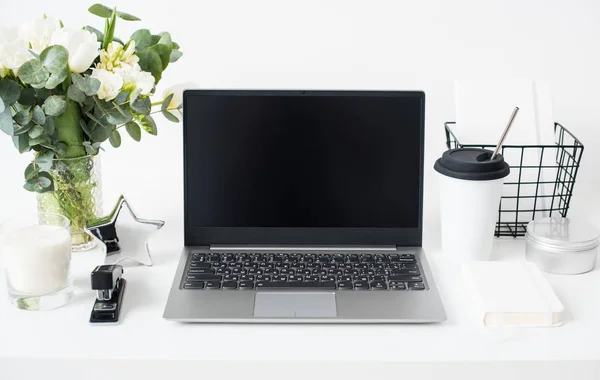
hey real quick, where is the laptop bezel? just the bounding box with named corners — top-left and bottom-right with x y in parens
top-left (183, 90), bottom-right (425, 247)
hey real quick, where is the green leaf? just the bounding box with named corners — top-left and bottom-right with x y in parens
top-left (109, 129), bottom-right (121, 147)
top-left (43, 96), bottom-right (67, 116)
top-left (67, 86), bottom-right (86, 103)
top-left (0, 107), bottom-right (14, 136)
top-left (14, 122), bottom-right (34, 135)
top-left (103, 7), bottom-right (117, 48)
top-left (24, 171), bottom-right (54, 193)
top-left (91, 124), bottom-right (112, 142)
top-left (162, 109), bottom-right (179, 123)
top-left (131, 96), bottom-right (151, 114)
top-left (24, 163), bottom-right (39, 180)
top-left (137, 50), bottom-right (163, 82)
top-left (39, 45), bottom-right (69, 89)
top-left (72, 74), bottom-right (100, 96)
top-left (59, 19), bottom-right (64, 28)
top-left (12, 134), bottom-right (30, 153)
top-left (28, 125), bottom-right (45, 139)
top-left (0, 98), bottom-right (4, 114)
top-left (125, 121), bottom-right (141, 141)
top-left (131, 29), bottom-right (152, 51)
top-left (117, 11), bottom-right (140, 21)
top-left (35, 88), bottom-right (50, 104)
top-left (14, 109), bottom-right (32, 126)
top-left (32, 105), bottom-right (46, 125)
top-left (157, 32), bottom-right (173, 49)
top-left (80, 119), bottom-right (92, 138)
top-left (114, 90), bottom-right (130, 105)
top-left (18, 59), bottom-right (49, 88)
top-left (172, 42), bottom-right (180, 50)
top-left (44, 116), bottom-right (55, 135)
top-left (34, 150), bottom-right (54, 171)
top-left (17, 88), bottom-right (36, 106)
top-left (161, 94), bottom-right (174, 111)
top-left (55, 142), bottom-right (67, 157)
top-left (138, 114), bottom-right (157, 135)
top-left (0, 79), bottom-right (21, 105)
top-left (149, 43), bottom-right (171, 70)
top-left (170, 50), bottom-right (183, 63)
top-left (84, 25), bottom-right (105, 42)
top-left (88, 3), bottom-right (113, 18)
top-left (28, 135), bottom-right (50, 146)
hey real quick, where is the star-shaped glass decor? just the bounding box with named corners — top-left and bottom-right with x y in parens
top-left (85, 195), bottom-right (165, 267)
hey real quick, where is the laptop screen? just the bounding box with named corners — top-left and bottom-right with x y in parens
top-left (184, 91), bottom-right (423, 229)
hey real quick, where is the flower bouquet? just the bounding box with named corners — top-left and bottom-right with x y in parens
top-left (0, 4), bottom-right (183, 250)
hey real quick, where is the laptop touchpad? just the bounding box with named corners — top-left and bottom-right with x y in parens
top-left (253, 293), bottom-right (337, 318)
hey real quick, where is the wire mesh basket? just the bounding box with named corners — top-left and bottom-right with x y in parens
top-left (444, 122), bottom-right (584, 237)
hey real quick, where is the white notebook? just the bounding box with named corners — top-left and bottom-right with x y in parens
top-left (463, 261), bottom-right (564, 327)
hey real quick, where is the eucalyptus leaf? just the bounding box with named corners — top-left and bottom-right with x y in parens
top-left (0, 107), bottom-right (14, 136)
top-left (0, 79), bottom-right (21, 105)
top-left (72, 74), bottom-right (101, 96)
top-left (170, 50), bottom-right (183, 63)
top-left (44, 116), bottom-right (55, 135)
top-left (131, 96), bottom-right (151, 114)
top-left (83, 141), bottom-right (100, 155)
top-left (18, 59), bottom-right (49, 88)
top-left (32, 105), bottom-right (46, 125)
top-left (131, 29), bottom-right (152, 50)
top-left (24, 171), bottom-right (54, 193)
top-left (137, 50), bottom-right (163, 82)
top-left (55, 142), bottom-right (67, 157)
top-left (43, 96), bottom-right (67, 116)
top-left (24, 163), bottom-right (39, 180)
top-left (161, 94), bottom-right (173, 111)
top-left (114, 90), bottom-right (130, 105)
top-left (88, 3), bottom-right (113, 18)
top-left (125, 121), bottom-right (141, 142)
top-left (109, 129), bottom-right (122, 148)
top-left (162, 109), bottom-right (179, 123)
top-left (149, 43), bottom-right (172, 70)
top-left (117, 11), bottom-right (140, 21)
top-left (12, 134), bottom-right (30, 153)
top-left (80, 119), bottom-right (93, 139)
top-left (14, 109), bottom-right (32, 126)
top-left (13, 122), bottom-right (34, 136)
top-left (138, 115), bottom-right (157, 135)
top-left (84, 25), bottom-right (104, 42)
top-left (29, 135), bottom-right (50, 146)
top-left (34, 150), bottom-right (54, 171)
top-left (107, 102), bottom-right (133, 124)
top-left (35, 88), bottom-right (50, 104)
top-left (67, 86), bottom-right (86, 103)
top-left (28, 125), bottom-right (45, 139)
top-left (0, 98), bottom-right (4, 114)
top-left (18, 88), bottom-right (37, 106)
top-left (157, 32), bottom-right (172, 48)
top-left (40, 45), bottom-right (68, 75)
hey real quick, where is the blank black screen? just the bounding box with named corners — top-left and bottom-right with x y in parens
top-left (185, 93), bottom-right (422, 228)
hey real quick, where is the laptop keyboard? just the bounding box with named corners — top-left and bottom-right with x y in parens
top-left (181, 252), bottom-right (426, 291)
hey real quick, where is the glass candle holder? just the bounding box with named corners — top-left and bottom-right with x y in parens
top-left (0, 213), bottom-right (73, 311)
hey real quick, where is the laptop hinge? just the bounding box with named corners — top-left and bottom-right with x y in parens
top-left (209, 245), bottom-right (397, 251)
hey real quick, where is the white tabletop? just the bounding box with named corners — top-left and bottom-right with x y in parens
top-left (1, 218), bottom-right (599, 380)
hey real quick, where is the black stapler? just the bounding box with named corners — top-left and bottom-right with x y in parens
top-left (90, 265), bottom-right (126, 323)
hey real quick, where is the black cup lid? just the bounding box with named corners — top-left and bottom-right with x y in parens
top-left (434, 148), bottom-right (510, 181)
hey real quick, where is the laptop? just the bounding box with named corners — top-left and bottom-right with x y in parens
top-left (163, 90), bottom-right (446, 323)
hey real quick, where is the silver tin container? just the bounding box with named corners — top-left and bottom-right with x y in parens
top-left (526, 217), bottom-right (599, 275)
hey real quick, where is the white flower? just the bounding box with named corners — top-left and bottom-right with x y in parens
top-left (97, 41), bottom-right (139, 71)
top-left (91, 68), bottom-right (123, 101)
top-left (162, 82), bottom-right (195, 118)
top-left (114, 64), bottom-right (155, 96)
top-left (20, 17), bottom-right (59, 54)
top-left (51, 28), bottom-right (100, 73)
top-left (0, 26), bottom-right (31, 77)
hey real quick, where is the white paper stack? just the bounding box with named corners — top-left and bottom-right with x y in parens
top-left (462, 261), bottom-right (564, 327)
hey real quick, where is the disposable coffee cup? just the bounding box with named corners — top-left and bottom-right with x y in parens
top-left (434, 148), bottom-right (510, 261)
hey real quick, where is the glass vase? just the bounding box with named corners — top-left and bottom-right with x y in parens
top-left (37, 155), bottom-right (103, 252)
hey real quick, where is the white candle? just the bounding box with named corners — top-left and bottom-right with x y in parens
top-left (3, 225), bottom-right (72, 295)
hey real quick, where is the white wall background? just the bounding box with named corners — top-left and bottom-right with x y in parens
top-left (1, 0), bottom-right (599, 249)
